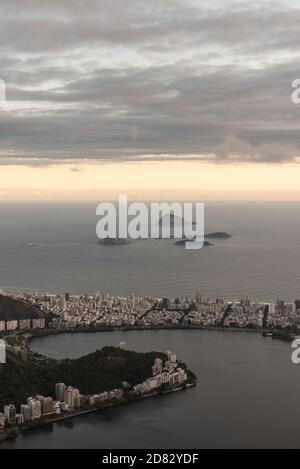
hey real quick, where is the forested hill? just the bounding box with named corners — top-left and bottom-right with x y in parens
top-left (0, 346), bottom-right (167, 408)
top-left (0, 295), bottom-right (45, 321)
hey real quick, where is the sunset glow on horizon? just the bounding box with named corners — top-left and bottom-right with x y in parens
top-left (0, 160), bottom-right (300, 201)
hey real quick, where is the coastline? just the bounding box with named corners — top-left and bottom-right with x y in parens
top-left (25, 324), bottom-right (296, 349)
top-left (0, 383), bottom-right (196, 445)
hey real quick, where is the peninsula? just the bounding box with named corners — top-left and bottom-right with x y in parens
top-left (0, 346), bottom-right (195, 443)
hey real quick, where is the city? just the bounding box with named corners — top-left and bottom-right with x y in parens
top-left (0, 290), bottom-right (300, 334)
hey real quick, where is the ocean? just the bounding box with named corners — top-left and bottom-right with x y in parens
top-left (0, 201), bottom-right (299, 301)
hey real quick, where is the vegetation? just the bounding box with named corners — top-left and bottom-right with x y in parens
top-left (0, 295), bottom-right (46, 321)
top-left (0, 346), bottom-right (167, 408)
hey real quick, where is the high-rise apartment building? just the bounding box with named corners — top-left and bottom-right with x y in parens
top-left (4, 404), bottom-right (16, 426)
top-left (55, 383), bottom-right (65, 402)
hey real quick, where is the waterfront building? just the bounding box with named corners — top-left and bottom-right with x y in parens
top-left (152, 358), bottom-right (163, 376)
top-left (166, 351), bottom-right (177, 363)
top-left (0, 321), bottom-right (5, 331)
top-left (16, 413), bottom-right (24, 425)
top-left (165, 351), bottom-right (177, 370)
top-left (29, 400), bottom-right (41, 419)
top-left (59, 401), bottom-right (69, 412)
top-left (64, 386), bottom-right (79, 409)
top-left (109, 389), bottom-right (123, 400)
top-left (75, 394), bottom-right (87, 408)
top-left (53, 402), bottom-right (61, 414)
top-left (27, 397), bottom-right (34, 405)
top-left (145, 378), bottom-right (158, 391)
top-left (133, 383), bottom-right (145, 394)
top-left (92, 394), bottom-right (100, 405)
top-left (157, 372), bottom-right (170, 385)
top-left (35, 394), bottom-right (45, 405)
top-left (98, 392), bottom-right (109, 402)
top-left (42, 397), bottom-right (54, 415)
top-left (20, 404), bottom-right (31, 422)
top-left (169, 369), bottom-right (187, 386)
top-left (4, 404), bottom-right (16, 426)
top-left (109, 390), bottom-right (116, 399)
top-left (55, 383), bottom-right (65, 402)
top-left (88, 395), bottom-right (95, 406)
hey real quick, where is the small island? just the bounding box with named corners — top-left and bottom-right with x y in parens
top-left (204, 232), bottom-right (232, 239)
top-left (175, 239), bottom-right (213, 247)
top-left (98, 238), bottom-right (133, 246)
top-left (97, 229), bottom-right (231, 245)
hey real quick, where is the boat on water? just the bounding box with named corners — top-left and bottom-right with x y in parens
top-left (262, 331), bottom-right (273, 337)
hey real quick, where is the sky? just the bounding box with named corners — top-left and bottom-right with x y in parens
top-left (1, 0), bottom-right (300, 200)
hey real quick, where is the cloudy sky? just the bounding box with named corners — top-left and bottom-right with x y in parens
top-left (1, 0), bottom-right (300, 199)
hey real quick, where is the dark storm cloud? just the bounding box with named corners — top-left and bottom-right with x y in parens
top-left (0, 0), bottom-right (300, 164)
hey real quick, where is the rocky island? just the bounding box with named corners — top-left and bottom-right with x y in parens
top-left (204, 232), bottom-right (232, 239)
top-left (98, 238), bottom-right (133, 245)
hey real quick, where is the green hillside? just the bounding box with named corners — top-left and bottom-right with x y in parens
top-left (0, 346), bottom-right (167, 408)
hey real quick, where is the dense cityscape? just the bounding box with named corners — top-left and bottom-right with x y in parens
top-left (1, 290), bottom-right (300, 333)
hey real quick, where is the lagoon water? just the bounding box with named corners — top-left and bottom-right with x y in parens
top-left (2, 329), bottom-right (300, 449)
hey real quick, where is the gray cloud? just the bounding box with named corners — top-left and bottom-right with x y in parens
top-left (0, 1), bottom-right (300, 164)
top-left (213, 135), bottom-right (299, 163)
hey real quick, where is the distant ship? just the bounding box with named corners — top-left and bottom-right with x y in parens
top-left (26, 243), bottom-right (37, 247)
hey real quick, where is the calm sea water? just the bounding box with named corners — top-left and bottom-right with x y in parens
top-left (0, 201), bottom-right (300, 300)
top-left (2, 329), bottom-right (300, 449)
